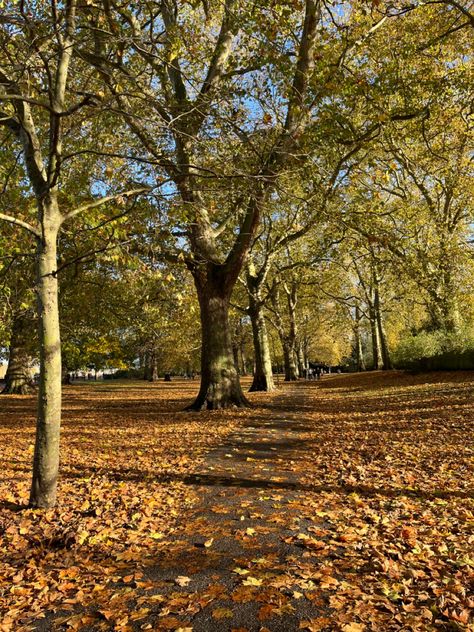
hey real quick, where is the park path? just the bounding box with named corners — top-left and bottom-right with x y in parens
top-left (142, 389), bottom-right (327, 632)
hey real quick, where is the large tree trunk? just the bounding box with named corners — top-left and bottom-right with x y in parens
top-left (2, 314), bottom-right (33, 395)
top-left (188, 275), bottom-right (250, 410)
top-left (30, 216), bottom-right (62, 509)
top-left (248, 297), bottom-right (275, 392)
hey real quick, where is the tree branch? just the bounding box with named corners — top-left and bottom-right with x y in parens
top-left (0, 212), bottom-right (41, 238)
top-left (60, 187), bottom-right (151, 224)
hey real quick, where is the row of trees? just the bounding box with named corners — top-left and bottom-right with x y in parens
top-left (0, 0), bottom-right (472, 507)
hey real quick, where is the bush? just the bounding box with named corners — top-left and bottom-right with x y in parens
top-left (103, 368), bottom-right (143, 380)
top-left (393, 328), bottom-right (474, 371)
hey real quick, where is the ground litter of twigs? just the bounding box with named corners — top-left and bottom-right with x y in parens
top-left (0, 372), bottom-right (473, 632)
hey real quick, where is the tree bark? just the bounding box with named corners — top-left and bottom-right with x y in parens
top-left (232, 340), bottom-right (240, 374)
top-left (143, 351), bottom-right (151, 380)
top-left (30, 213), bottom-right (62, 508)
top-left (248, 297), bottom-right (275, 392)
top-left (2, 314), bottom-right (33, 395)
top-left (296, 341), bottom-right (306, 377)
top-left (374, 286), bottom-right (392, 370)
top-left (354, 305), bottom-right (366, 372)
top-left (369, 306), bottom-right (382, 371)
top-left (149, 351), bottom-right (159, 382)
top-left (282, 341), bottom-right (299, 381)
top-left (188, 273), bottom-right (250, 410)
top-left (284, 283), bottom-right (299, 381)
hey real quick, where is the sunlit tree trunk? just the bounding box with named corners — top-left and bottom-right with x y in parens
top-left (281, 340), bottom-right (298, 381)
top-left (248, 296), bottom-right (275, 392)
top-left (296, 341), bottom-right (306, 377)
top-left (30, 206), bottom-right (62, 508)
top-left (149, 351), bottom-right (159, 382)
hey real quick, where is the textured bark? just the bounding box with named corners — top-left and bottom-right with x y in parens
top-left (2, 315), bottom-right (33, 395)
top-left (296, 342), bottom-right (306, 377)
top-left (283, 341), bottom-right (299, 381)
top-left (248, 297), bottom-right (275, 392)
top-left (30, 211), bottom-right (62, 508)
top-left (188, 274), bottom-right (250, 410)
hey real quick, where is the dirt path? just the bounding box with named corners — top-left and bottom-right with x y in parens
top-left (144, 409), bottom-right (323, 631)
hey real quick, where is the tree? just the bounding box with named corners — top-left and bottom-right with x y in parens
top-left (85, 0), bottom-right (351, 407)
top-left (0, 1), bottom-right (148, 507)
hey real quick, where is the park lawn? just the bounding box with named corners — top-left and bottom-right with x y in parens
top-left (0, 372), bottom-right (473, 631)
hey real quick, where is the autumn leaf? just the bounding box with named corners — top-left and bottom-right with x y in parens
top-left (175, 576), bottom-right (192, 587)
top-left (342, 623), bottom-right (366, 632)
top-left (212, 607), bottom-right (233, 619)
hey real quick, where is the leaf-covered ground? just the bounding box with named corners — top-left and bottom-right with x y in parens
top-left (0, 372), bottom-right (473, 631)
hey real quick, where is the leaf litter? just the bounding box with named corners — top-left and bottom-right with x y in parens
top-left (0, 372), bottom-right (473, 631)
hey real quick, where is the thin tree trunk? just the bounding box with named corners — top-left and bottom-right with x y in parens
top-left (143, 351), bottom-right (151, 380)
top-left (354, 305), bottom-right (366, 372)
top-left (188, 276), bottom-right (249, 410)
top-left (374, 286), bottom-right (392, 370)
top-left (30, 218), bottom-right (62, 508)
top-left (248, 298), bottom-right (275, 392)
top-left (149, 351), bottom-right (159, 382)
top-left (240, 346), bottom-right (248, 376)
top-left (296, 341), bottom-right (305, 377)
top-left (2, 314), bottom-right (33, 395)
top-left (369, 306), bottom-right (382, 371)
top-left (232, 341), bottom-right (240, 374)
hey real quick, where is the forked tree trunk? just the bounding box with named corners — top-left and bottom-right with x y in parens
top-left (2, 315), bottom-right (33, 395)
top-left (188, 275), bottom-right (250, 410)
top-left (30, 217), bottom-right (62, 509)
top-left (248, 298), bottom-right (275, 392)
